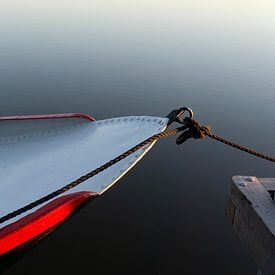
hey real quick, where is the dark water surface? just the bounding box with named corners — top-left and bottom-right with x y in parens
top-left (1, 1), bottom-right (275, 274)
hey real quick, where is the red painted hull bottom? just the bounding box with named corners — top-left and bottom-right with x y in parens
top-left (0, 191), bottom-right (97, 256)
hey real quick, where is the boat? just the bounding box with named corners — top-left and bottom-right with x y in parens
top-left (0, 113), bottom-right (168, 256)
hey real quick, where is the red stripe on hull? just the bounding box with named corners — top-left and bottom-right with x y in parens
top-left (0, 113), bottom-right (96, 122)
top-left (0, 191), bottom-right (97, 256)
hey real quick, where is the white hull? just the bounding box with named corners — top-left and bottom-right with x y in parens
top-left (0, 115), bottom-right (168, 228)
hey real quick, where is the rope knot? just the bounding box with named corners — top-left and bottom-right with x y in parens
top-left (176, 117), bottom-right (211, 144)
top-left (187, 118), bottom-right (211, 139)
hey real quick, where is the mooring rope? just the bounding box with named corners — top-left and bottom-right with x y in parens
top-left (0, 107), bottom-right (274, 225)
top-left (182, 117), bottom-right (275, 163)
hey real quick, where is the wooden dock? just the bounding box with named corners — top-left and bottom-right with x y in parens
top-left (226, 176), bottom-right (275, 275)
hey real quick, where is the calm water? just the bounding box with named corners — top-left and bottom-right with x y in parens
top-left (1, 1), bottom-right (275, 274)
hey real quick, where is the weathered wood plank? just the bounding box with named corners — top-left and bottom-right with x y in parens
top-left (259, 178), bottom-right (275, 200)
top-left (226, 176), bottom-right (275, 275)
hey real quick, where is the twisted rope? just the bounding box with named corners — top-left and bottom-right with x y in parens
top-left (1, 114), bottom-right (275, 225)
top-left (184, 117), bottom-right (275, 163)
top-left (206, 132), bottom-right (275, 163)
